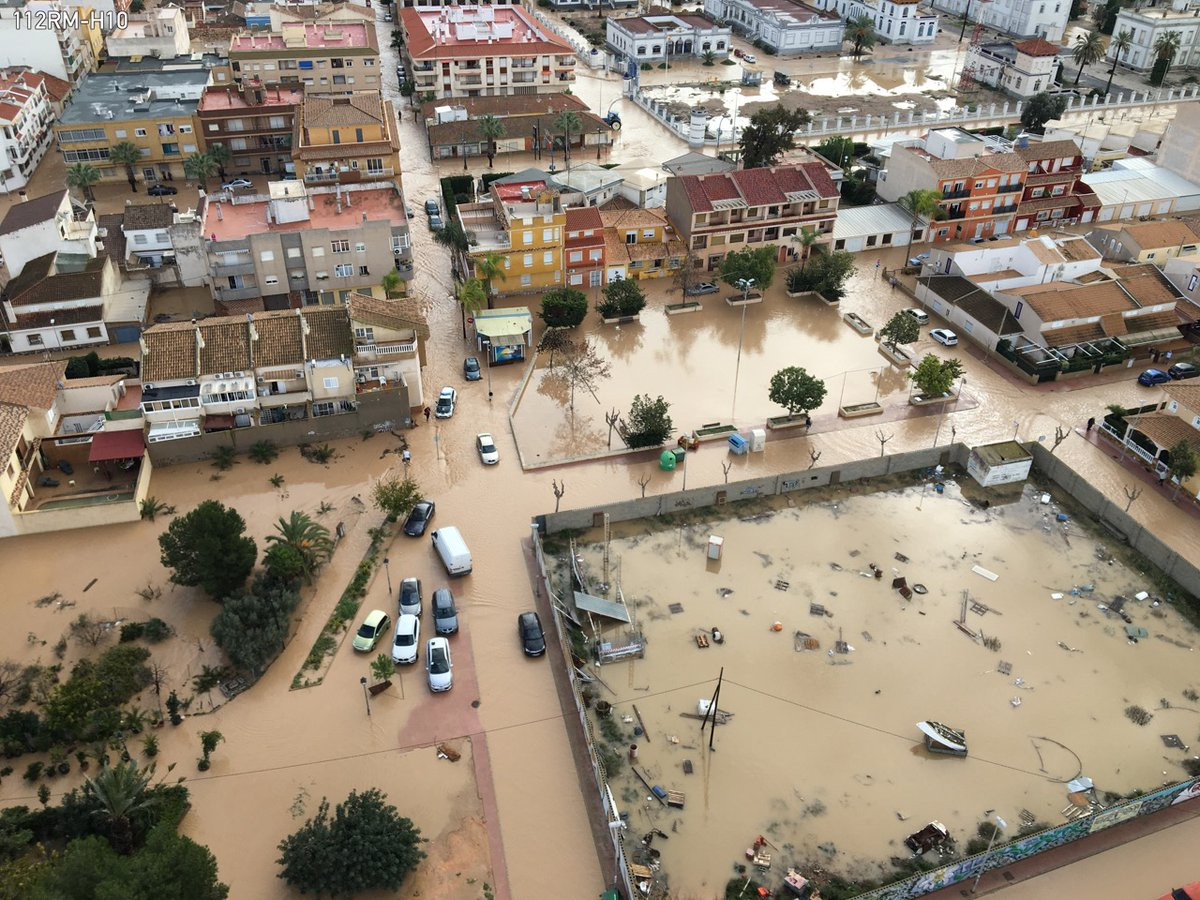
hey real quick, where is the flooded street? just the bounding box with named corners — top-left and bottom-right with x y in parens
top-left (564, 477), bottom-right (1200, 896)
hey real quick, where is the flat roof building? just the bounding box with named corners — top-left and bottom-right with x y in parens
top-left (229, 22), bottom-right (380, 93)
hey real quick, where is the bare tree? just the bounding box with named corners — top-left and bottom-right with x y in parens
top-left (637, 473), bottom-right (651, 498)
top-left (722, 461), bottom-right (733, 483)
top-left (557, 339), bottom-right (612, 412)
top-left (950, 424), bottom-right (957, 445)
top-left (605, 408), bottom-right (621, 449)
top-left (149, 662), bottom-right (169, 719)
top-left (538, 327), bottom-right (573, 370)
top-left (68, 613), bottom-right (109, 647)
top-left (875, 429), bottom-right (893, 457)
top-left (808, 447), bottom-right (822, 470)
top-left (0, 660), bottom-right (22, 708)
top-left (552, 479), bottom-right (565, 513)
top-left (1050, 424), bottom-right (1069, 455)
top-left (1123, 484), bottom-right (1143, 513)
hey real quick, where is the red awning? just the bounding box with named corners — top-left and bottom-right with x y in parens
top-left (88, 429), bottom-right (145, 463)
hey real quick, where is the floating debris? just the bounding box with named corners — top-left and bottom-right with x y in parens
top-left (829, 562), bottom-right (844, 571)
top-left (972, 565), bottom-right (999, 582)
top-left (810, 603), bottom-right (827, 617)
top-left (775, 580), bottom-right (790, 592)
top-left (718, 588), bottom-right (734, 597)
top-left (997, 661), bottom-right (1013, 675)
top-left (894, 552), bottom-right (910, 563)
top-left (1161, 734), bottom-right (1186, 749)
top-left (912, 583), bottom-right (928, 594)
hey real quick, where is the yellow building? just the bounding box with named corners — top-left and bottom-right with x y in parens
top-left (293, 93), bottom-right (402, 186)
top-left (458, 180), bottom-right (565, 296)
top-left (54, 71), bottom-right (210, 183)
top-left (599, 207), bottom-right (685, 282)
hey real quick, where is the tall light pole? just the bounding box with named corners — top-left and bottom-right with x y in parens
top-left (383, 556), bottom-right (392, 595)
top-left (971, 814), bottom-right (1006, 893)
top-left (731, 277), bottom-right (754, 422)
top-left (360, 676), bottom-right (371, 717)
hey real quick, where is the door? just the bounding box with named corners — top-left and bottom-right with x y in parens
top-left (261, 158), bottom-right (272, 173)
top-left (973, 222), bottom-right (984, 240)
top-left (589, 269), bottom-right (602, 287)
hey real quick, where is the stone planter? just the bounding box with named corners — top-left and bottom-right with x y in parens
top-left (818, 291), bottom-right (841, 307)
top-left (601, 313), bottom-right (641, 325)
top-left (726, 292), bottom-right (763, 307)
top-left (878, 343), bottom-right (915, 367)
top-left (786, 289), bottom-right (816, 299)
top-left (766, 414), bottom-right (810, 431)
top-left (909, 391), bottom-right (957, 407)
top-left (695, 423), bottom-right (736, 441)
top-left (665, 301), bottom-right (702, 316)
top-left (839, 401), bottom-right (884, 418)
top-left (843, 312), bottom-right (872, 335)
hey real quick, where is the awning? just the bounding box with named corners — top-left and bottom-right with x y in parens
top-left (88, 429), bottom-right (145, 463)
top-left (475, 315), bottom-right (531, 342)
top-left (1121, 327), bottom-right (1183, 347)
top-left (483, 333), bottom-right (527, 347)
top-left (204, 414), bottom-right (234, 431)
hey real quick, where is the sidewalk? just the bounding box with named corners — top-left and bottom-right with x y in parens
top-left (1075, 426), bottom-right (1200, 522)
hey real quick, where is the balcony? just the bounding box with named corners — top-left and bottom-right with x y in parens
top-left (355, 374), bottom-right (407, 395)
top-left (1025, 169), bottom-right (1077, 186)
top-left (992, 203), bottom-right (1018, 215)
top-left (997, 183), bottom-right (1023, 193)
top-left (355, 341), bottom-right (416, 361)
top-left (945, 208), bottom-right (966, 220)
top-left (212, 260), bottom-right (256, 276)
top-left (942, 188), bottom-right (971, 200)
top-left (259, 390), bottom-right (311, 408)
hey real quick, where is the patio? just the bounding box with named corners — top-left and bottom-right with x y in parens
top-left (26, 436), bottom-right (142, 512)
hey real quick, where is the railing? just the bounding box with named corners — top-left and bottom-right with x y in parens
top-left (945, 208), bottom-right (966, 220)
top-left (997, 182), bottom-right (1023, 193)
top-left (355, 341), bottom-right (416, 358)
top-left (992, 203), bottom-right (1018, 214)
top-left (941, 188), bottom-right (971, 200)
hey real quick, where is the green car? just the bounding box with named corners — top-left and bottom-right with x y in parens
top-left (352, 609), bottom-right (391, 652)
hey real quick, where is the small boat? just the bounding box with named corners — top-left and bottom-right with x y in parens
top-left (917, 721), bottom-right (967, 756)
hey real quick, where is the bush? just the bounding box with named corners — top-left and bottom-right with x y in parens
top-left (158, 500), bottom-right (256, 599)
top-left (540, 287), bottom-right (588, 328)
top-left (480, 172), bottom-right (513, 191)
top-left (42, 646), bottom-right (152, 745)
top-left (624, 394), bottom-right (673, 448)
top-left (211, 577), bottom-right (301, 677)
top-left (598, 279), bottom-right (646, 319)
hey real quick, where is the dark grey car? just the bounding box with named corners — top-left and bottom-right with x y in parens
top-left (518, 611), bottom-right (545, 657)
top-left (432, 587), bottom-right (458, 635)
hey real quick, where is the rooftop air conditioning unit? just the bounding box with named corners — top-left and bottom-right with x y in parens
top-left (144, 383), bottom-right (156, 391)
top-left (257, 375), bottom-right (265, 382)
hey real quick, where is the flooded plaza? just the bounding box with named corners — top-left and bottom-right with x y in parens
top-left (560, 474), bottom-right (1200, 897)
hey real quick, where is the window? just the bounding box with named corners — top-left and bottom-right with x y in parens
top-left (523, 231), bottom-right (533, 245)
top-left (1030, 187), bottom-right (1045, 199)
top-left (290, 270), bottom-right (305, 280)
top-left (570, 273), bottom-right (583, 285)
top-left (569, 250), bottom-right (582, 263)
top-left (269, 116), bottom-right (287, 129)
top-left (114, 129), bottom-right (127, 138)
top-left (626, 231), bottom-right (637, 244)
top-left (135, 128), bottom-right (147, 137)
top-left (1147, 251), bottom-right (1156, 259)
top-left (161, 143), bottom-right (179, 155)
top-left (323, 377), bottom-right (338, 389)
top-left (543, 228), bottom-right (554, 241)
top-left (359, 265), bottom-right (370, 276)
top-left (264, 276), bottom-right (279, 286)
top-left (331, 240), bottom-right (349, 253)
top-left (355, 128), bottom-right (364, 142)
top-left (367, 159), bottom-right (383, 173)
top-left (589, 249), bottom-right (602, 261)
top-left (180, 125), bottom-right (193, 134)
top-left (134, 234), bottom-right (148, 245)
top-left (260, 250), bottom-right (274, 262)
top-left (229, 138), bottom-right (247, 151)
top-left (57, 128), bottom-right (106, 143)
top-left (28, 334), bottom-right (44, 346)
top-left (1189, 273), bottom-right (1198, 291)
top-left (332, 130), bottom-right (340, 145)
top-left (87, 327), bottom-right (101, 339)
top-left (287, 247), bottom-right (301, 258)
top-left (60, 329), bottom-right (75, 342)
top-left (355, 242), bottom-right (366, 253)
top-left (520, 273), bottom-right (532, 286)
top-left (335, 263), bottom-right (353, 277)
top-left (543, 251), bottom-right (553, 265)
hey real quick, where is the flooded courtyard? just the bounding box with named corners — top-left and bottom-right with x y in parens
top-left (561, 475), bottom-right (1200, 897)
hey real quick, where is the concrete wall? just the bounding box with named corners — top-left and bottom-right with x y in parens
top-left (145, 390), bottom-right (411, 466)
top-left (10, 453), bottom-right (152, 536)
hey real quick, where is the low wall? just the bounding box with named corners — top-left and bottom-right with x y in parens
top-left (147, 392), bottom-right (413, 466)
top-left (13, 454), bottom-right (153, 536)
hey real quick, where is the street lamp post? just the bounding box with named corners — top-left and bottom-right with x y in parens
top-left (360, 676), bottom-right (371, 717)
top-left (731, 277), bottom-right (754, 421)
top-left (959, 0), bottom-right (974, 43)
top-left (383, 556), bottom-right (392, 595)
top-left (971, 814), bottom-right (1006, 893)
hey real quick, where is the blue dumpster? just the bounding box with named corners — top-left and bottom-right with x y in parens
top-left (728, 433), bottom-right (749, 455)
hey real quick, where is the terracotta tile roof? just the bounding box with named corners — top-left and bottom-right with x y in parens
top-left (3, 254), bottom-right (107, 307)
top-left (12, 305), bottom-right (104, 329)
top-left (302, 93), bottom-right (385, 127)
top-left (141, 323), bottom-right (198, 383)
top-left (0, 190), bottom-right (66, 237)
top-left (401, 6), bottom-right (571, 60)
top-left (300, 307), bottom-right (353, 359)
top-left (1128, 412), bottom-right (1200, 451)
top-left (597, 195), bottom-right (638, 211)
top-left (1017, 281), bottom-right (1135, 321)
top-left (677, 162), bottom-right (837, 214)
top-left (598, 207), bottom-right (669, 230)
top-left (122, 203), bottom-right (175, 230)
top-left (216, 298), bottom-right (265, 317)
top-left (625, 239), bottom-right (685, 262)
top-left (1015, 38), bottom-right (1064, 57)
top-left (1013, 139), bottom-right (1082, 162)
top-left (1099, 311), bottom-right (1128, 336)
top-left (0, 402), bottom-right (28, 468)
top-left (345, 292), bottom-right (430, 340)
top-left (603, 232), bottom-right (630, 262)
top-left (0, 361), bottom-right (66, 410)
top-left (1165, 383), bottom-right (1200, 411)
top-left (1041, 322), bottom-right (1106, 345)
top-left (251, 311), bottom-right (306, 369)
top-left (1114, 263), bottom-right (1183, 307)
top-left (1125, 308), bottom-right (1182, 333)
top-left (1116, 220), bottom-right (1200, 251)
top-left (566, 206), bottom-right (603, 231)
top-left (62, 374), bottom-right (124, 389)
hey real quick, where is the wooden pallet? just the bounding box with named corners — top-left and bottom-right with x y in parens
top-left (666, 791), bottom-right (685, 809)
top-left (695, 633), bottom-right (710, 648)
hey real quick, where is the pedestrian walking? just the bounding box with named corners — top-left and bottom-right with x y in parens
top-left (875, 259), bottom-right (881, 269)
top-left (402, 448), bottom-right (411, 464)
top-left (423, 406), bottom-right (431, 422)
top-left (1086, 416), bottom-right (1095, 432)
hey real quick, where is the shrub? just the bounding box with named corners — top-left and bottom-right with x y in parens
top-left (540, 287), bottom-right (588, 328)
top-left (211, 577), bottom-right (301, 677)
top-left (624, 394), bottom-right (673, 449)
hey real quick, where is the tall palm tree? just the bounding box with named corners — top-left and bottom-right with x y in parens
top-left (109, 141), bottom-right (141, 193)
top-left (456, 278), bottom-right (485, 339)
top-left (898, 188), bottom-right (944, 244)
top-left (553, 109), bottom-right (582, 174)
top-left (701, 50), bottom-right (716, 66)
top-left (474, 250), bottom-right (505, 309)
top-left (381, 270), bottom-right (404, 298)
top-left (1153, 30), bottom-right (1182, 84)
top-left (183, 151), bottom-right (218, 190)
top-left (207, 142), bottom-right (232, 180)
top-left (266, 511), bottom-right (333, 581)
top-left (477, 115), bottom-right (506, 168)
top-left (434, 219), bottom-right (474, 256)
top-left (792, 226), bottom-right (820, 271)
top-left (1106, 29), bottom-right (1132, 95)
top-left (846, 15), bottom-right (876, 60)
top-left (84, 759), bottom-right (157, 855)
top-left (67, 163), bottom-right (100, 204)
top-left (1072, 29), bottom-right (1106, 85)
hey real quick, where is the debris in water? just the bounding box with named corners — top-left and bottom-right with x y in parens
top-left (718, 588), bottom-right (734, 597)
top-left (912, 583), bottom-right (928, 594)
top-left (436, 743), bottom-right (461, 762)
top-left (829, 562), bottom-right (843, 571)
top-left (753, 551), bottom-right (773, 567)
top-left (1161, 734), bottom-right (1186, 749)
top-left (668, 603), bottom-right (684, 614)
top-left (972, 565), bottom-right (999, 582)
top-left (848, 549), bottom-right (861, 557)
top-left (810, 603), bottom-right (826, 617)
top-left (1011, 697), bottom-right (1023, 707)
top-left (775, 580), bottom-right (790, 592)
top-left (894, 552), bottom-right (910, 563)
top-left (1057, 641), bottom-right (1083, 653)
top-left (997, 661), bottom-right (1013, 675)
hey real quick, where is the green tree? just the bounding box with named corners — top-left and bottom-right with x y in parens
top-left (719, 246), bottom-right (777, 289)
top-left (1166, 439), bottom-right (1198, 499)
top-left (473, 250), bottom-right (506, 308)
top-left (129, 0), bottom-right (144, 11)
top-left (381, 270), bottom-right (404, 298)
top-left (702, 50), bottom-right (716, 66)
top-left (768, 367), bottom-right (827, 417)
top-left (909, 353), bottom-right (965, 398)
top-left (370, 654), bottom-right (395, 684)
top-left (263, 543), bottom-right (305, 585)
top-left (553, 109), bottom-right (582, 172)
top-left (452, 277), bottom-right (484, 340)
top-left (399, 79), bottom-right (416, 103)
top-left (624, 394), bottom-right (673, 448)
top-left (791, 226), bottom-right (820, 271)
top-left (540, 287), bottom-right (588, 327)
top-left (108, 142), bottom-right (141, 193)
top-left (813, 136), bottom-right (855, 169)
top-left (210, 577), bottom-right (301, 677)
top-left (846, 14), bottom-right (876, 59)
top-left (266, 512), bottom-right (333, 582)
top-left (1094, 0), bottom-right (1121, 34)
top-left (83, 759), bottom-right (157, 855)
top-left (183, 152), bottom-right (218, 188)
top-left (1151, 31), bottom-right (1182, 85)
top-left (66, 163), bottom-right (100, 203)
top-left (879, 311), bottom-right (920, 351)
top-left (43, 646), bottom-right (152, 746)
top-left (433, 219), bottom-right (474, 254)
top-left (898, 188), bottom-right (944, 243)
top-left (477, 114), bottom-right (506, 168)
top-left (206, 142), bottom-right (232, 180)
top-left (276, 789), bottom-right (425, 896)
top-left (598, 278), bottom-right (646, 318)
top-left (738, 105), bottom-right (811, 170)
top-left (791, 249), bottom-right (856, 298)
top-left (372, 473), bottom-right (423, 521)
top-left (1020, 92), bottom-right (1069, 134)
top-left (1072, 29), bottom-right (1106, 85)
top-left (158, 500), bottom-right (256, 599)
top-left (1106, 29), bottom-right (1132, 95)
top-left (196, 731), bottom-right (224, 771)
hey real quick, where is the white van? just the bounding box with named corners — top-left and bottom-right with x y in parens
top-left (431, 526), bottom-right (472, 576)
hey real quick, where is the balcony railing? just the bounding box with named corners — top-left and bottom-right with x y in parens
top-left (945, 208), bottom-right (966, 220)
top-left (942, 188), bottom-right (971, 200)
top-left (997, 183), bottom-right (1023, 193)
top-left (355, 341), bottom-right (417, 359)
top-left (993, 203), bottom-right (1018, 215)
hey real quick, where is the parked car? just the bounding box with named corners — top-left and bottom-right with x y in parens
top-left (404, 202), bottom-right (414, 219)
top-left (908, 252), bottom-right (931, 267)
top-left (424, 198), bottom-right (440, 216)
top-left (463, 356), bottom-right (482, 381)
top-left (773, 70), bottom-right (791, 86)
top-left (903, 307), bottom-right (930, 325)
top-left (147, 184), bottom-right (177, 196)
top-left (428, 214), bottom-right (444, 232)
top-left (435, 386), bottom-right (457, 418)
top-left (403, 501), bottom-right (435, 537)
top-left (685, 281), bottom-right (719, 296)
top-left (1169, 362), bottom-right (1200, 380)
top-left (742, 52), bottom-right (758, 63)
top-left (391, 613), bottom-right (420, 665)
top-left (517, 611), bottom-right (546, 657)
top-left (1138, 368), bottom-right (1171, 386)
top-left (432, 587), bottom-right (459, 635)
top-left (352, 609), bottom-right (391, 652)
top-left (398, 576), bottom-right (422, 616)
top-left (426, 637), bottom-right (453, 691)
top-left (930, 328), bottom-right (958, 347)
top-left (221, 178), bottom-right (253, 191)
top-left (733, 48), bottom-right (745, 58)
top-left (476, 433), bottom-right (499, 465)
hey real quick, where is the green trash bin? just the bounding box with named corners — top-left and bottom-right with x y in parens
top-left (659, 450), bottom-right (676, 471)
top-left (672, 447), bottom-right (686, 462)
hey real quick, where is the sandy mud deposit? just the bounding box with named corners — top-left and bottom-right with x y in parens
top-left (556, 474), bottom-right (1200, 897)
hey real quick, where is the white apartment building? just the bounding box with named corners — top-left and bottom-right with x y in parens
top-left (104, 6), bottom-right (190, 60)
top-left (703, 0), bottom-right (844, 54)
top-left (606, 14), bottom-right (732, 62)
top-left (1108, 0), bottom-right (1200, 73)
top-left (813, 0), bottom-right (938, 45)
top-left (928, 0), bottom-right (1068, 42)
top-left (0, 189), bottom-right (96, 280)
top-left (0, 0), bottom-right (96, 83)
top-left (964, 37), bottom-right (1063, 98)
top-left (0, 70), bottom-right (54, 194)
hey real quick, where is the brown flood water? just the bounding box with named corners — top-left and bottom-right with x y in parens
top-left (564, 477), bottom-right (1200, 897)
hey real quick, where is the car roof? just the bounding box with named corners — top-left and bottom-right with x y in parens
top-left (519, 611), bottom-right (540, 625)
top-left (363, 609), bottom-right (388, 626)
top-left (428, 636), bottom-right (449, 650)
top-left (396, 613), bottom-right (419, 631)
top-left (478, 432), bottom-right (493, 441)
top-left (439, 386), bottom-right (454, 395)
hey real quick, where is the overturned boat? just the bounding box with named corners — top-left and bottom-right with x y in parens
top-left (917, 721), bottom-right (968, 756)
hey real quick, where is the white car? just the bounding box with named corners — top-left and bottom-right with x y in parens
top-left (221, 178), bottom-right (253, 191)
top-left (434, 386), bottom-right (456, 418)
top-left (930, 328), bottom-right (958, 347)
top-left (476, 433), bottom-right (499, 465)
top-left (742, 52), bottom-right (758, 63)
top-left (903, 307), bottom-right (929, 325)
top-left (426, 637), bottom-right (453, 692)
top-left (392, 613), bottom-right (420, 665)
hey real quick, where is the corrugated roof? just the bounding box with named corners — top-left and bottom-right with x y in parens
top-left (1083, 163), bottom-right (1200, 208)
top-left (832, 202), bottom-right (913, 240)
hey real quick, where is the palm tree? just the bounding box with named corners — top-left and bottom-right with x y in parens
top-left (701, 50), bottom-right (716, 66)
top-left (455, 278), bottom-right (485, 339)
top-left (434, 219), bottom-right (474, 255)
top-left (183, 151), bottom-right (218, 190)
top-left (66, 163), bottom-right (100, 203)
top-left (846, 15), bottom-right (876, 60)
top-left (474, 249), bottom-right (505, 309)
top-left (1072, 29), bottom-right (1105, 86)
top-left (477, 115), bottom-right (506, 168)
top-left (207, 142), bottom-right (232, 180)
top-left (553, 109), bottom-right (582, 174)
top-left (1106, 29), bottom-right (1132, 95)
top-left (109, 141), bottom-right (141, 193)
top-left (381, 270), bottom-right (404, 298)
top-left (792, 226), bottom-right (820, 271)
top-left (898, 188), bottom-right (944, 244)
top-left (266, 511), bottom-right (333, 581)
top-left (1153, 30), bottom-right (1182, 84)
top-left (84, 759), bottom-right (157, 854)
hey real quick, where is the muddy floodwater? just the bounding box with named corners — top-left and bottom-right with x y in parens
top-left (561, 476), bottom-right (1200, 897)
